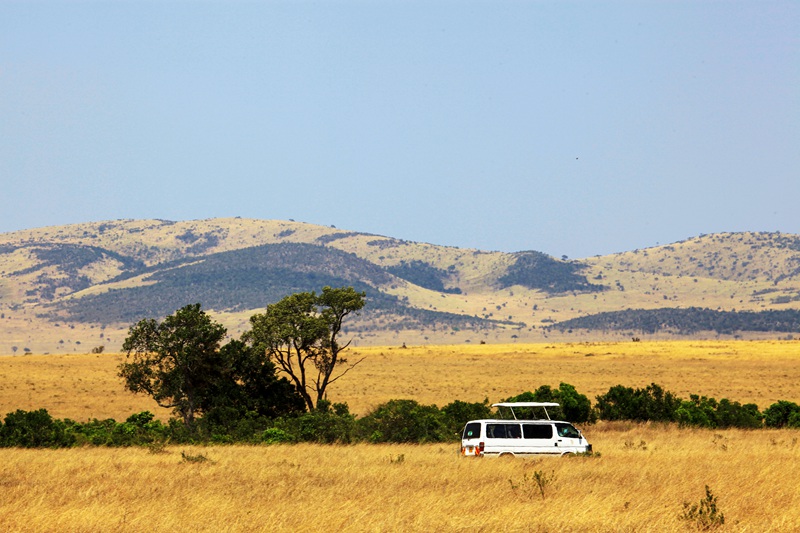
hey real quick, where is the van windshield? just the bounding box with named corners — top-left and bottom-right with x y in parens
top-left (555, 423), bottom-right (581, 439)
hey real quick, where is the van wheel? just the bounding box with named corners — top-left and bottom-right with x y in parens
top-left (561, 452), bottom-right (575, 457)
top-left (498, 453), bottom-right (515, 459)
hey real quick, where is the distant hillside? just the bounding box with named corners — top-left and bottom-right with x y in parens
top-left (498, 251), bottom-right (606, 294)
top-left (48, 243), bottom-right (393, 323)
top-left (553, 307), bottom-right (800, 336)
top-left (587, 232), bottom-right (800, 283)
top-left (2, 219), bottom-right (800, 353)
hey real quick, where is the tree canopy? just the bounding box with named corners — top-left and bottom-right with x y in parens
top-left (119, 303), bottom-right (303, 426)
top-left (244, 286), bottom-right (366, 411)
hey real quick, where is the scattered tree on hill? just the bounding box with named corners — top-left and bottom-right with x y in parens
top-left (244, 286), bottom-right (366, 411)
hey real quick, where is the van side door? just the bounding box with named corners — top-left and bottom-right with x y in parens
top-left (522, 423), bottom-right (559, 454)
top-left (485, 423), bottom-right (523, 455)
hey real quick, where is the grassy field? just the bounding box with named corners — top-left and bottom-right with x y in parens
top-left (3, 340), bottom-right (796, 421)
top-left (1, 340), bottom-right (800, 531)
top-left (1, 427), bottom-right (799, 532)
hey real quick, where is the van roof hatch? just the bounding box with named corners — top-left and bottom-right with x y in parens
top-left (491, 402), bottom-right (560, 420)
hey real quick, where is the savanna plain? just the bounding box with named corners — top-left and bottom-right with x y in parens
top-left (1, 340), bottom-right (799, 532)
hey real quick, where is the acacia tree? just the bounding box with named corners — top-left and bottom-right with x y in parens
top-left (119, 304), bottom-right (227, 426)
top-left (244, 286), bottom-right (366, 411)
top-left (119, 304), bottom-right (305, 426)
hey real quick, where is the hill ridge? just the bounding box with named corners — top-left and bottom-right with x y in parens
top-left (1, 218), bottom-right (799, 353)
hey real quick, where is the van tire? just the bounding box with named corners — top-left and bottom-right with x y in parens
top-left (498, 453), bottom-right (515, 458)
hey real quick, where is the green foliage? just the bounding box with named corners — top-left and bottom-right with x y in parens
top-left (120, 304), bottom-right (304, 426)
top-left (262, 428), bottom-right (294, 444)
top-left (195, 408), bottom-right (272, 444)
top-left (206, 340), bottom-right (306, 420)
top-left (505, 383), bottom-right (597, 423)
top-left (66, 411), bottom-right (170, 447)
top-left (0, 409), bottom-right (74, 448)
top-left (440, 399), bottom-right (492, 439)
top-left (763, 400), bottom-right (800, 428)
top-left (680, 485), bottom-right (725, 530)
top-left (271, 401), bottom-right (359, 444)
top-left (598, 385), bottom-right (764, 428)
top-left (244, 287), bottom-right (366, 412)
top-left (676, 396), bottom-right (763, 429)
top-left (119, 304), bottom-right (230, 426)
top-left (596, 383), bottom-right (682, 422)
top-left (498, 251), bottom-right (606, 294)
top-left (359, 399), bottom-right (449, 443)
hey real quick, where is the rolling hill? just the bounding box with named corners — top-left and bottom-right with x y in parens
top-left (1, 218), bottom-right (799, 354)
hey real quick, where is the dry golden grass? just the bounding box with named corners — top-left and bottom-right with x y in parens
top-left (2, 340), bottom-right (800, 530)
top-left (1, 427), bottom-right (799, 532)
top-left (334, 340), bottom-right (800, 415)
top-left (1, 340), bottom-right (799, 421)
top-left (0, 353), bottom-right (169, 421)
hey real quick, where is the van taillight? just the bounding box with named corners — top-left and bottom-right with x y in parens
top-left (479, 441), bottom-right (485, 453)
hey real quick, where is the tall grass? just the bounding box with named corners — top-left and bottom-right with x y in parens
top-left (1, 426), bottom-right (799, 531)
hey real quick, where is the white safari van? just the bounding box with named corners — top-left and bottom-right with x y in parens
top-left (460, 402), bottom-right (592, 457)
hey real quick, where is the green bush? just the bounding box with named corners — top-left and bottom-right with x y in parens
top-left (763, 400), bottom-right (800, 428)
top-left (505, 383), bottom-right (596, 423)
top-left (440, 399), bottom-right (492, 439)
top-left (262, 427), bottom-right (294, 444)
top-left (71, 418), bottom-right (118, 446)
top-left (67, 412), bottom-right (169, 446)
top-left (358, 399), bottom-right (449, 443)
top-left (0, 409), bottom-right (74, 448)
top-left (196, 407), bottom-right (272, 443)
top-left (271, 401), bottom-right (359, 444)
top-left (716, 399), bottom-right (763, 429)
top-left (596, 383), bottom-right (681, 422)
top-left (675, 395), bottom-right (718, 428)
top-left (675, 396), bottom-right (762, 429)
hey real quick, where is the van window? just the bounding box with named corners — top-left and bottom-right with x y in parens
top-left (523, 424), bottom-right (553, 439)
top-left (487, 423), bottom-right (522, 439)
top-left (463, 422), bottom-right (481, 439)
top-left (555, 423), bottom-right (581, 438)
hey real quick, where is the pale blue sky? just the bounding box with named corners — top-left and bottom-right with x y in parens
top-left (1, 1), bottom-right (798, 258)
